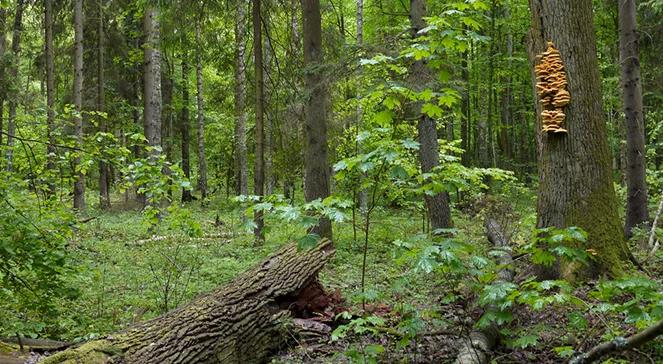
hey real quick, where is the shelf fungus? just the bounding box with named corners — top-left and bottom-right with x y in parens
top-left (535, 41), bottom-right (570, 133)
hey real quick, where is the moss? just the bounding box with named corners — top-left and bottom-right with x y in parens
top-left (39, 339), bottom-right (123, 364)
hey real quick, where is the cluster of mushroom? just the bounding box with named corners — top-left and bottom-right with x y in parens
top-left (535, 41), bottom-right (570, 133)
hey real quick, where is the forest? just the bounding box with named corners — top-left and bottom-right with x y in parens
top-left (0, 0), bottom-right (662, 363)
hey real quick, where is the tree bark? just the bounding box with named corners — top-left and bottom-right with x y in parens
top-left (143, 4), bottom-right (162, 207)
top-left (460, 44), bottom-right (470, 166)
top-left (97, 0), bottom-right (110, 209)
top-left (195, 15), bottom-right (208, 202)
top-left (409, 0), bottom-right (452, 232)
top-left (45, 0), bottom-right (56, 195)
top-left (5, 0), bottom-right (24, 172)
top-left (254, 0), bottom-right (266, 243)
top-left (619, 0), bottom-right (649, 238)
top-left (301, 0), bottom-right (333, 241)
top-left (41, 241), bottom-right (335, 364)
top-left (234, 0), bottom-right (249, 197)
top-left (180, 55), bottom-right (193, 203)
top-left (527, 0), bottom-right (627, 278)
top-left (73, 0), bottom-right (86, 212)
top-left (0, 8), bottom-right (6, 150)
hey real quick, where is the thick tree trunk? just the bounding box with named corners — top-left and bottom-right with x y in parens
top-left (45, 0), bottom-right (56, 195)
top-left (143, 5), bottom-right (162, 207)
top-left (180, 56), bottom-right (193, 203)
top-left (73, 0), bottom-right (86, 212)
top-left (5, 0), bottom-right (24, 172)
top-left (409, 0), bottom-right (452, 232)
top-left (41, 241), bottom-right (335, 364)
top-left (254, 0), bottom-right (266, 242)
top-left (527, 0), bottom-right (627, 278)
top-left (195, 17), bottom-right (208, 201)
top-left (234, 0), bottom-right (249, 197)
top-left (619, 0), bottom-right (649, 238)
top-left (97, 0), bottom-right (110, 209)
top-left (301, 0), bottom-right (333, 241)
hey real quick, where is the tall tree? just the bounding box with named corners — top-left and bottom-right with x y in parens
top-left (73, 0), bottom-right (86, 211)
top-left (301, 0), bottom-right (332, 241)
top-left (143, 4), bottom-right (162, 206)
top-left (409, 0), bottom-right (452, 232)
top-left (195, 12), bottom-right (207, 201)
top-left (253, 0), bottom-right (265, 242)
top-left (528, 0), bottom-right (627, 277)
top-left (45, 0), bottom-right (56, 195)
top-left (98, 0), bottom-right (110, 209)
top-left (0, 8), bottom-right (6, 150)
top-left (619, 0), bottom-right (649, 238)
top-left (234, 0), bottom-right (248, 197)
top-left (5, 0), bottom-right (24, 172)
top-left (180, 54), bottom-right (193, 202)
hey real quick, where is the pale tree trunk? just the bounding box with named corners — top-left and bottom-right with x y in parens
top-left (195, 16), bottom-right (207, 201)
top-left (5, 0), bottom-right (24, 172)
top-left (254, 0), bottom-right (266, 243)
top-left (528, 0), bottom-right (627, 278)
top-left (301, 0), bottom-right (332, 241)
top-left (143, 4), bottom-right (162, 207)
top-left (73, 0), bottom-right (86, 211)
top-left (97, 0), bottom-right (110, 209)
top-left (180, 55), bottom-right (193, 202)
top-left (0, 8), bottom-right (5, 149)
top-left (234, 0), bottom-right (249, 197)
top-left (460, 45), bottom-right (470, 166)
top-left (619, 0), bottom-right (649, 238)
top-left (45, 0), bottom-right (56, 195)
top-left (499, 7), bottom-right (513, 163)
top-left (409, 0), bottom-right (452, 232)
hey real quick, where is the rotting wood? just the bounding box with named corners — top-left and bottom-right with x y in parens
top-left (40, 240), bottom-right (335, 364)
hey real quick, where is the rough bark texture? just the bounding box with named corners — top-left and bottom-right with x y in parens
top-left (41, 241), bottom-right (335, 364)
top-left (0, 8), bottom-right (5, 149)
top-left (143, 4), bottom-right (162, 209)
top-left (180, 56), bottom-right (193, 203)
top-left (409, 0), bottom-right (452, 232)
top-left (527, 0), bottom-right (627, 278)
top-left (234, 0), bottom-right (249, 197)
top-left (301, 0), bottom-right (333, 241)
top-left (5, 0), bottom-right (24, 172)
top-left (619, 0), bottom-right (648, 238)
top-left (45, 0), bottom-right (56, 195)
top-left (195, 17), bottom-right (208, 201)
top-left (73, 0), bottom-right (86, 212)
top-left (97, 0), bottom-right (110, 210)
top-left (254, 0), bottom-right (266, 242)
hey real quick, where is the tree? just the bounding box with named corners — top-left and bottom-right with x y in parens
top-left (619, 0), bottom-right (649, 238)
top-left (254, 0), bottom-right (265, 243)
top-left (98, 0), bottom-right (110, 209)
top-left (143, 4), bottom-right (162, 199)
top-left (528, 0), bottom-right (627, 277)
top-left (234, 0), bottom-right (249, 197)
top-left (180, 54), bottom-right (194, 203)
top-left (73, 0), bottom-right (85, 211)
top-left (45, 0), bottom-right (56, 195)
top-left (5, 0), bottom-right (24, 172)
top-left (301, 0), bottom-right (332, 241)
top-left (0, 7), bottom-right (5, 149)
top-left (409, 0), bottom-right (452, 232)
top-left (195, 12), bottom-right (207, 202)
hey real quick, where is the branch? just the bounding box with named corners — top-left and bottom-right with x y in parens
top-left (570, 318), bottom-right (663, 364)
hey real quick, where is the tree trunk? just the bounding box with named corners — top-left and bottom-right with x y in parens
top-left (45, 0), bottom-right (56, 195)
top-left (234, 0), bottom-right (249, 197)
top-left (73, 0), bottom-right (86, 212)
top-left (143, 4), bottom-right (162, 208)
top-left (5, 0), bottom-right (24, 172)
top-left (527, 0), bottom-right (627, 278)
top-left (619, 0), bottom-right (649, 238)
top-left (460, 44), bottom-right (470, 166)
top-left (97, 0), bottom-right (110, 209)
top-left (409, 0), bottom-right (452, 232)
top-left (195, 16), bottom-right (208, 201)
top-left (264, 21), bottom-right (274, 196)
top-left (301, 0), bottom-right (332, 241)
top-left (180, 55), bottom-right (193, 203)
top-left (41, 241), bottom-right (335, 364)
top-left (253, 0), bottom-right (266, 243)
top-left (0, 8), bottom-right (5, 150)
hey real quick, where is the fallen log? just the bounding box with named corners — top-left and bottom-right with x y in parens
top-left (454, 218), bottom-right (514, 364)
top-left (41, 240), bottom-right (335, 364)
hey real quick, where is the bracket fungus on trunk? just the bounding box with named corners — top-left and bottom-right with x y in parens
top-left (535, 41), bottom-right (570, 133)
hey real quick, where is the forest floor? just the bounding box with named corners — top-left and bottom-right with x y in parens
top-left (2, 188), bottom-right (662, 363)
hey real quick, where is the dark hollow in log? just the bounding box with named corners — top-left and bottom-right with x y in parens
top-left (41, 240), bottom-right (335, 364)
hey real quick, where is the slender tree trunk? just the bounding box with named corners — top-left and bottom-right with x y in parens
top-left (409, 0), bottom-right (452, 232)
top-left (0, 8), bottom-right (5, 150)
top-left (45, 0), bottom-right (56, 195)
top-left (5, 0), bottom-right (24, 172)
top-left (264, 21), bottom-right (274, 196)
top-left (234, 0), bottom-right (249, 197)
top-left (461, 45), bottom-right (470, 166)
top-left (499, 7), bottom-right (513, 163)
top-left (195, 16), bottom-right (207, 201)
top-left (254, 0), bottom-right (266, 243)
top-left (527, 0), bottom-right (627, 278)
top-left (301, 0), bottom-right (333, 241)
top-left (143, 4), bottom-right (162, 207)
top-left (97, 0), bottom-right (110, 209)
top-left (180, 55), bottom-right (193, 202)
top-left (73, 0), bottom-right (86, 211)
top-left (619, 0), bottom-right (649, 238)
top-left (356, 0), bottom-right (368, 213)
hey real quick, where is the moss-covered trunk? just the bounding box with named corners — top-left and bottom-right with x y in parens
top-left (527, 0), bottom-right (627, 278)
top-left (41, 241), bottom-right (334, 364)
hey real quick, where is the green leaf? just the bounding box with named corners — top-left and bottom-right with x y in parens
top-left (297, 234), bottom-right (321, 251)
top-left (513, 334), bottom-right (539, 349)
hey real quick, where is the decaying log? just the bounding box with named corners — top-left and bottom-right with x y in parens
top-left (41, 240), bottom-right (335, 364)
top-left (454, 218), bottom-right (514, 364)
